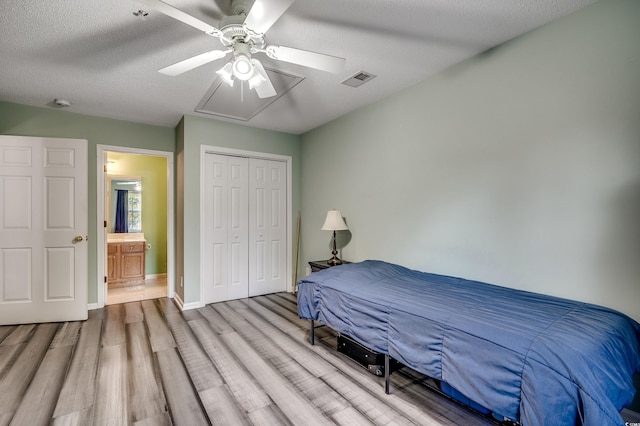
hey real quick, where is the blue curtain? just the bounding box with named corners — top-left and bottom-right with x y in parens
top-left (115, 189), bottom-right (129, 233)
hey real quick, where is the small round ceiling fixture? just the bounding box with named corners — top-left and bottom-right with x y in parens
top-left (53, 99), bottom-right (71, 107)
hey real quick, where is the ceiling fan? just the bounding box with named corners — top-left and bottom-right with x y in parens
top-left (137, 0), bottom-right (347, 98)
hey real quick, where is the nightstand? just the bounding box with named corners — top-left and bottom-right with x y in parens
top-left (309, 260), bottom-right (351, 273)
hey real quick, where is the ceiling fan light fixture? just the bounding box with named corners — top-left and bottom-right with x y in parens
top-left (248, 60), bottom-right (267, 89)
top-left (216, 62), bottom-right (235, 87)
top-left (232, 54), bottom-right (254, 81)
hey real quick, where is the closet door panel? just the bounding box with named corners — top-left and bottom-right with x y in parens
top-left (211, 183), bottom-right (225, 294)
top-left (226, 156), bottom-right (249, 301)
top-left (203, 154), bottom-right (248, 304)
top-left (249, 159), bottom-right (287, 297)
top-left (254, 183), bottom-right (266, 283)
top-left (271, 240), bottom-right (282, 280)
top-left (212, 243), bottom-right (224, 288)
top-left (269, 163), bottom-right (287, 284)
top-left (270, 181), bottom-right (284, 282)
top-left (250, 160), bottom-right (268, 295)
top-left (203, 155), bottom-right (226, 304)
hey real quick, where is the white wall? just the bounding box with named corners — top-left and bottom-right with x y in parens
top-left (300, 0), bottom-right (640, 321)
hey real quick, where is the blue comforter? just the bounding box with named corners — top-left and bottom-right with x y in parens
top-left (297, 260), bottom-right (640, 426)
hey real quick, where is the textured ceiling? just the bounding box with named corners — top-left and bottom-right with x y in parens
top-left (0, 0), bottom-right (596, 134)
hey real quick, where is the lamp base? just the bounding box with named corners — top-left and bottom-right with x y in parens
top-left (327, 230), bottom-right (342, 266)
top-left (327, 256), bottom-right (343, 266)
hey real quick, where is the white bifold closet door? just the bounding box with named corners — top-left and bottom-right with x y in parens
top-left (203, 153), bottom-right (287, 304)
top-left (248, 158), bottom-right (287, 297)
top-left (204, 154), bottom-right (249, 303)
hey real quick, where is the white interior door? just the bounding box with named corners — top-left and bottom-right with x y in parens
top-left (0, 135), bottom-right (88, 325)
top-left (203, 154), bottom-right (248, 304)
top-left (249, 158), bottom-right (287, 296)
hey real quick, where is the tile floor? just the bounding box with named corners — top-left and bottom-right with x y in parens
top-left (106, 276), bottom-right (167, 305)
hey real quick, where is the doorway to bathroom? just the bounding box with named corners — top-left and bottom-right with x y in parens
top-left (96, 145), bottom-right (174, 308)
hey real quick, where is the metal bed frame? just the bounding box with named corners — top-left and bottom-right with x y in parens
top-left (309, 319), bottom-right (392, 394)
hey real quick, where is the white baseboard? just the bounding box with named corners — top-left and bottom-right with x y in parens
top-left (173, 293), bottom-right (184, 309)
top-left (173, 293), bottom-right (202, 311)
top-left (146, 273), bottom-right (167, 280)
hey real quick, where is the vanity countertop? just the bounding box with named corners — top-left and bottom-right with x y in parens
top-left (107, 233), bottom-right (146, 243)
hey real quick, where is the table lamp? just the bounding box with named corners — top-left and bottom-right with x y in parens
top-left (321, 210), bottom-right (349, 265)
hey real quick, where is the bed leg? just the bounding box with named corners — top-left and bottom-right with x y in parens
top-left (384, 354), bottom-right (390, 394)
top-left (310, 320), bottom-right (315, 345)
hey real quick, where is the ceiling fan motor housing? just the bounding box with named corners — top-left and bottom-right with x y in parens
top-left (219, 15), bottom-right (246, 41)
top-left (218, 13), bottom-right (265, 49)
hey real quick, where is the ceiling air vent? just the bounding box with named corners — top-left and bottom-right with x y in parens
top-left (341, 71), bottom-right (377, 88)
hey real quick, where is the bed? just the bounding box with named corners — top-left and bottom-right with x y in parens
top-left (297, 260), bottom-right (640, 426)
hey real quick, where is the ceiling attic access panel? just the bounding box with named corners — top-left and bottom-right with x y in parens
top-left (196, 68), bottom-right (303, 121)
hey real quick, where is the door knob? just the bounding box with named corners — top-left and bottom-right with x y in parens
top-left (73, 235), bottom-right (84, 243)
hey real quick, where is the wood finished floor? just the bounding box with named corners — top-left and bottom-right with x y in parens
top-left (0, 293), bottom-right (495, 426)
top-left (107, 276), bottom-right (168, 305)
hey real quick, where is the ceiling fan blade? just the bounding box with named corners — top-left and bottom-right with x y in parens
top-left (136, 0), bottom-right (222, 37)
top-left (254, 78), bottom-right (276, 98)
top-left (265, 45), bottom-right (346, 74)
top-left (158, 49), bottom-right (230, 76)
top-left (244, 0), bottom-right (295, 35)
top-left (252, 61), bottom-right (277, 98)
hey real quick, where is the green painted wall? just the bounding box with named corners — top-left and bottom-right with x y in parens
top-left (178, 115), bottom-right (301, 305)
top-left (107, 152), bottom-right (168, 276)
top-left (300, 0), bottom-right (640, 322)
top-left (3, 0), bottom-right (638, 325)
top-left (0, 102), bottom-right (175, 304)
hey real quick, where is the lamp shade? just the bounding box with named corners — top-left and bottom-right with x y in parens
top-left (321, 210), bottom-right (348, 231)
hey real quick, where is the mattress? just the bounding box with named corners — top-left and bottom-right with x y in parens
top-left (297, 260), bottom-right (640, 426)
